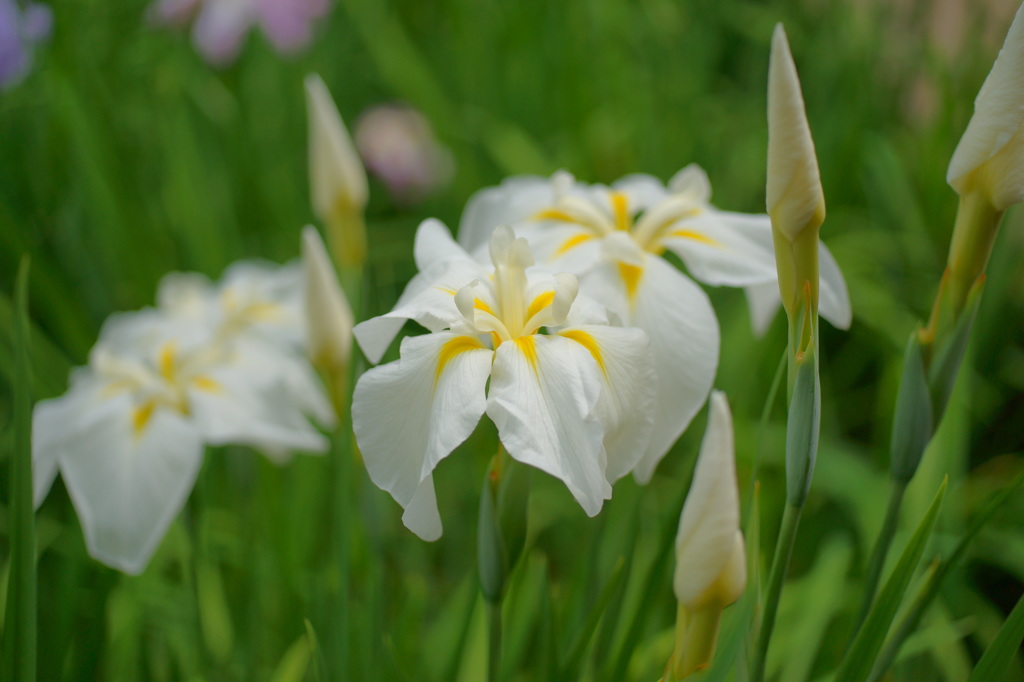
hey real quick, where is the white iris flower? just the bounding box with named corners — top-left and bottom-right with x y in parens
top-left (352, 224), bottom-right (656, 541)
top-left (457, 168), bottom-right (851, 481)
top-left (33, 261), bottom-right (334, 574)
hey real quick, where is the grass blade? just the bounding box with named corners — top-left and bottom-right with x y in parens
top-left (833, 476), bottom-right (947, 682)
top-left (965, 589), bottom-right (1024, 682)
top-left (3, 257), bottom-right (36, 682)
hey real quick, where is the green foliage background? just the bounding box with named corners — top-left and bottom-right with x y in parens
top-left (1, 0), bottom-right (1023, 679)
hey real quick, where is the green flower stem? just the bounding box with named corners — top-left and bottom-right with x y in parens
top-left (750, 501), bottom-right (803, 682)
top-left (487, 599), bottom-right (503, 682)
top-left (944, 192), bottom-right (1001, 318)
top-left (5, 258), bottom-right (35, 682)
top-left (849, 478), bottom-right (907, 640)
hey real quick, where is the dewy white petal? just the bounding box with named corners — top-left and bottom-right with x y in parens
top-left (556, 324), bottom-right (656, 482)
top-left (403, 475), bottom-right (443, 542)
top-left (57, 395), bottom-right (204, 575)
top-left (302, 225), bottom-right (354, 369)
top-left (486, 335), bottom-right (610, 516)
top-left (306, 73), bottom-right (368, 220)
top-left (674, 391), bottom-right (745, 608)
top-left (947, 2), bottom-right (1024, 208)
top-left (352, 331), bottom-right (493, 540)
top-left (582, 256), bottom-right (719, 483)
top-left (767, 23), bottom-right (824, 242)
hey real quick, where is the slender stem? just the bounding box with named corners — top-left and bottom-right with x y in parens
top-left (849, 479), bottom-right (907, 640)
top-left (488, 599), bottom-right (503, 682)
top-left (750, 502), bottom-right (803, 682)
top-left (5, 258), bottom-right (35, 682)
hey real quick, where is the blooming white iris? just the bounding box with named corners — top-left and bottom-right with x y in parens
top-left (33, 261), bottom-right (334, 574)
top-left (458, 168), bottom-right (851, 481)
top-left (353, 224), bottom-right (656, 541)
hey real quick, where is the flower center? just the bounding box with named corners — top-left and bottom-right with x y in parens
top-left (455, 227), bottom-right (579, 344)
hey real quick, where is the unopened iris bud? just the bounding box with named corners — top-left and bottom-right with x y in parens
top-left (302, 225), bottom-right (354, 409)
top-left (668, 392), bottom-right (746, 680)
top-left (306, 74), bottom-right (369, 267)
top-left (766, 23), bottom-right (824, 325)
top-left (942, 3), bottom-right (1024, 313)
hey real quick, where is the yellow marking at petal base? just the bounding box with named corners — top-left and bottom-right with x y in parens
top-left (526, 291), bottom-right (555, 320)
top-left (101, 380), bottom-right (134, 398)
top-left (437, 286), bottom-right (457, 295)
top-left (435, 336), bottom-right (485, 387)
top-left (554, 233), bottom-right (593, 256)
top-left (516, 335), bottom-right (540, 376)
top-left (668, 229), bottom-right (721, 247)
top-left (533, 208), bottom-right (580, 224)
top-left (610, 192), bottom-right (631, 231)
top-left (158, 343), bottom-right (177, 382)
top-left (192, 376), bottom-right (222, 393)
top-left (133, 401), bottom-right (156, 437)
top-left (243, 301), bottom-right (282, 322)
top-left (474, 298), bottom-right (495, 315)
top-left (560, 330), bottom-right (606, 377)
top-left (619, 263), bottom-right (644, 304)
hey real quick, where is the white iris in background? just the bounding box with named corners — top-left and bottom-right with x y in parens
top-left (33, 261), bottom-right (334, 574)
top-left (457, 167), bottom-right (852, 481)
top-left (352, 224), bottom-right (656, 541)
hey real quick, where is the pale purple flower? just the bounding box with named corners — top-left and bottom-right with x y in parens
top-left (0, 0), bottom-right (52, 89)
top-left (152, 0), bottom-right (330, 66)
top-left (354, 104), bottom-right (454, 204)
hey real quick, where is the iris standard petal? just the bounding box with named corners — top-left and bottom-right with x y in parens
top-left (661, 211), bottom-right (779, 286)
top-left (352, 331), bottom-right (493, 539)
top-left (458, 176), bottom-right (556, 254)
top-left (486, 334), bottom-right (610, 515)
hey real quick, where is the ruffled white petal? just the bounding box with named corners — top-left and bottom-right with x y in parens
top-left (352, 331), bottom-right (493, 539)
top-left (556, 325), bottom-right (656, 482)
top-left (581, 256), bottom-right (719, 483)
top-left (57, 395), bottom-right (204, 574)
top-left (674, 391), bottom-right (745, 608)
top-left (661, 211), bottom-right (778, 286)
top-left (610, 173), bottom-right (670, 212)
top-left (486, 335), bottom-right (609, 515)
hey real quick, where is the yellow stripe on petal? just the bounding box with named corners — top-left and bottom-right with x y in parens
top-left (436, 286), bottom-right (457, 295)
top-left (668, 229), bottom-right (721, 247)
top-left (158, 343), bottom-right (177, 382)
top-left (610, 191), bottom-right (631, 231)
top-left (474, 298), bottom-right (495, 315)
top-left (560, 330), bottom-right (606, 377)
top-left (192, 376), bottom-right (222, 393)
top-left (516, 335), bottom-right (540, 376)
top-left (435, 336), bottom-right (485, 387)
top-left (619, 263), bottom-right (644, 304)
top-left (554, 233), bottom-right (594, 256)
top-left (533, 208), bottom-right (580, 224)
top-left (526, 291), bottom-right (555, 320)
top-left (133, 401), bottom-right (156, 437)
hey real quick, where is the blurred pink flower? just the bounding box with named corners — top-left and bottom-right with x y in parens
top-left (0, 0), bottom-right (52, 89)
top-left (354, 104), bottom-right (454, 204)
top-left (153, 0), bottom-right (330, 65)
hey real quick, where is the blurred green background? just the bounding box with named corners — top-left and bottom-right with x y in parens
top-left (2, 0), bottom-right (1024, 679)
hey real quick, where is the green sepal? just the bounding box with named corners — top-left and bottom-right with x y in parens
top-left (890, 331), bottom-right (935, 483)
top-left (786, 345), bottom-right (820, 507)
top-left (928, 274), bottom-right (984, 418)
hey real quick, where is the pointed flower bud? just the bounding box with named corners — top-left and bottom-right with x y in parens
top-left (301, 225), bottom-right (354, 374)
top-left (674, 391), bottom-right (746, 610)
top-left (947, 2), bottom-right (1024, 211)
top-left (306, 73), bottom-right (368, 267)
top-left (767, 23), bottom-right (825, 244)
